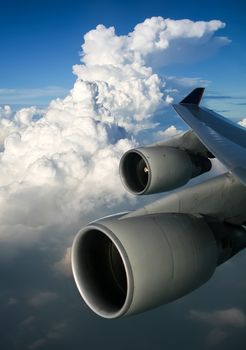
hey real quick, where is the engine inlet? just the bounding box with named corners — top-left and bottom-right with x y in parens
top-left (72, 227), bottom-right (132, 318)
top-left (120, 150), bottom-right (150, 194)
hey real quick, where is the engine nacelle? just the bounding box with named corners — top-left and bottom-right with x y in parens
top-left (71, 213), bottom-right (219, 319)
top-left (119, 146), bottom-right (212, 194)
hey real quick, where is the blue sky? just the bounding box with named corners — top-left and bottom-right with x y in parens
top-left (0, 0), bottom-right (245, 102)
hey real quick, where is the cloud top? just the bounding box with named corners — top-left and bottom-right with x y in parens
top-left (80, 17), bottom-right (229, 68)
top-left (0, 16), bottom-right (229, 244)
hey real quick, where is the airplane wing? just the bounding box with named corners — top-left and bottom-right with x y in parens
top-left (72, 86), bottom-right (246, 319)
top-left (173, 88), bottom-right (246, 186)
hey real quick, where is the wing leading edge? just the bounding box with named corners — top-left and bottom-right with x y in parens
top-left (173, 88), bottom-right (246, 187)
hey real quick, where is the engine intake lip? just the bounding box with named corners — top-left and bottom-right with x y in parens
top-left (119, 149), bottom-right (151, 195)
top-left (71, 223), bottom-right (134, 319)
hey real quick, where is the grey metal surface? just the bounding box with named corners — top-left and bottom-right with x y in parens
top-left (119, 139), bottom-right (211, 195)
top-left (173, 102), bottom-right (246, 186)
top-left (119, 146), bottom-right (194, 194)
top-left (72, 213), bottom-right (218, 319)
top-left (123, 172), bottom-right (246, 225)
top-left (71, 88), bottom-right (246, 319)
top-left (155, 129), bottom-right (212, 157)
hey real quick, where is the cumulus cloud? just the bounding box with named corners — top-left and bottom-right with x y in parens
top-left (80, 17), bottom-right (229, 70)
top-left (157, 125), bottom-right (183, 139)
top-left (0, 16), bottom-right (229, 249)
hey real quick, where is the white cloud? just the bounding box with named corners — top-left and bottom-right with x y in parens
top-left (165, 76), bottom-right (210, 89)
top-left (165, 95), bottom-right (174, 104)
top-left (28, 321), bottom-right (68, 350)
top-left (157, 125), bottom-right (183, 139)
top-left (29, 291), bottom-right (59, 307)
top-left (53, 247), bottom-right (72, 277)
top-left (238, 118), bottom-right (246, 127)
top-left (0, 86), bottom-right (68, 104)
top-left (129, 17), bottom-right (230, 67)
top-left (190, 308), bottom-right (246, 347)
top-left (0, 105), bottom-right (12, 118)
top-left (0, 16), bottom-right (229, 248)
top-left (189, 308), bottom-right (246, 328)
top-left (81, 17), bottom-right (229, 70)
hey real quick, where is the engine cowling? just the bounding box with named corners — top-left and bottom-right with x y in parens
top-left (119, 146), bottom-right (211, 194)
top-left (71, 213), bottom-right (219, 319)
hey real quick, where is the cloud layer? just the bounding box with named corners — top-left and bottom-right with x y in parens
top-left (2, 16), bottom-right (246, 350)
top-left (0, 16), bottom-right (229, 247)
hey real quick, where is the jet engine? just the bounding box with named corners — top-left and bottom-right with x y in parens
top-left (71, 88), bottom-right (246, 319)
top-left (119, 146), bottom-right (212, 194)
top-left (71, 212), bottom-right (243, 319)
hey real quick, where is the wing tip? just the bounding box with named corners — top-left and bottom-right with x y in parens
top-left (180, 87), bottom-right (205, 105)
